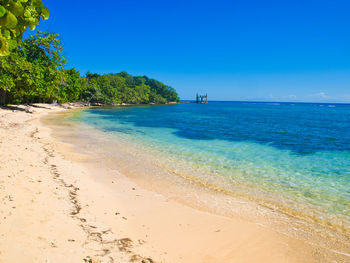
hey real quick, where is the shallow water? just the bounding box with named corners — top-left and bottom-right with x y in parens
top-left (46, 102), bottom-right (350, 249)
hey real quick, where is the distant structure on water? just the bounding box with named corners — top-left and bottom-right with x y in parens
top-left (196, 93), bottom-right (208, 104)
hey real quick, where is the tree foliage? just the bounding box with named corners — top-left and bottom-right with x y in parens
top-left (0, 31), bottom-right (180, 105)
top-left (82, 72), bottom-right (179, 104)
top-left (0, 0), bottom-right (49, 56)
top-left (0, 31), bottom-right (66, 103)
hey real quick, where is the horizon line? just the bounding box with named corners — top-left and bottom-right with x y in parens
top-left (180, 99), bottom-right (350, 105)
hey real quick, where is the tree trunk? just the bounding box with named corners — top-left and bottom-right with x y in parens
top-left (0, 89), bottom-right (6, 106)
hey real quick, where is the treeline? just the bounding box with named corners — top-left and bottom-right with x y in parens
top-left (0, 32), bottom-right (179, 105)
top-left (83, 72), bottom-right (179, 104)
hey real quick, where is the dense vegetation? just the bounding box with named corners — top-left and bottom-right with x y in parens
top-left (83, 72), bottom-right (179, 104)
top-left (0, 31), bottom-right (180, 105)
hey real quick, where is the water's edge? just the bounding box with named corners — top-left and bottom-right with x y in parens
top-left (42, 107), bottom-right (350, 259)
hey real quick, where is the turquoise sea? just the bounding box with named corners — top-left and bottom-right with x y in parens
top-left (62, 102), bottom-right (350, 237)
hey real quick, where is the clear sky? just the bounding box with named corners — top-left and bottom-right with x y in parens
top-left (29, 0), bottom-right (350, 102)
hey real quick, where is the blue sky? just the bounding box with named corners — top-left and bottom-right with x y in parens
top-left (30, 0), bottom-right (350, 102)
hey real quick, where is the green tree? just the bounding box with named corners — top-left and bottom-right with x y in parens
top-left (0, 0), bottom-right (49, 56)
top-left (0, 31), bottom-right (66, 104)
top-left (18, 31), bottom-right (65, 102)
top-left (59, 68), bottom-right (85, 102)
top-left (0, 41), bottom-right (32, 104)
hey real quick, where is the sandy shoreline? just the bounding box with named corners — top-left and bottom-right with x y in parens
top-left (0, 104), bottom-right (347, 262)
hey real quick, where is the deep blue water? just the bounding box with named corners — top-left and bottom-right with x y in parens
top-left (76, 102), bottom-right (350, 223)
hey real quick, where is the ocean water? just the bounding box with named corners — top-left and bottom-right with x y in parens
top-left (69, 102), bottom-right (350, 233)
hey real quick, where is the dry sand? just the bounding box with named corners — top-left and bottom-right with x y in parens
top-left (0, 104), bottom-right (341, 263)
